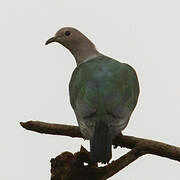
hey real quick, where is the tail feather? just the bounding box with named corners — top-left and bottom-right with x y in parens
top-left (90, 122), bottom-right (112, 163)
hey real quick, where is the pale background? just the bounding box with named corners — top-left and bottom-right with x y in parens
top-left (1, 0), bottom-right (180, 179)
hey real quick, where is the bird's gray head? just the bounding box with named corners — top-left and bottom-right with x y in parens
top-left (45, 27), bottom-right (100, 65)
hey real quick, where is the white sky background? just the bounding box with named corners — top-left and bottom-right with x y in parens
top-left (1, 0), bottom-right (180, 179)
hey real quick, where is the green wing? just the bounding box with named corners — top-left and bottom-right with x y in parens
top-left (69, 56), bottom-right (139, 111)
top-left (69, 55), bottom-right (139, 137)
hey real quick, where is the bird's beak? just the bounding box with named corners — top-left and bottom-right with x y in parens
top-left (45, 37), bottom-right (56, 45)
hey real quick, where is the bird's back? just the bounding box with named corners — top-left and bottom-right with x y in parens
top-left (69, 55), bottom-right (139, 140)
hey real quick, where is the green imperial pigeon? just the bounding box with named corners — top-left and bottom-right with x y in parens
top-left (46, 27), bottom-right (139, 163)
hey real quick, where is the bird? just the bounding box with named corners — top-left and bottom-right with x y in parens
top-left (45, 27), bottom-right (140, 163)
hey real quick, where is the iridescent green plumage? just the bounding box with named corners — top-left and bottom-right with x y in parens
top-left (69, 55), bottom-right (139, 163)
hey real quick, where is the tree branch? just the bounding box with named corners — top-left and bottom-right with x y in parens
top-left (20, 121), bottom-right (180, 179)
top-left (49, 145), bottom-right (145, 180)
top-left (20, 121), bottom-right (180, 163)
top-left (99, 147), bottom-right (146, 179)
top-left (20, 121), bottom-right (82, 138)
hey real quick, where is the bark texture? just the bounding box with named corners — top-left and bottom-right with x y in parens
top-left (20, 121), bottom-right (180, 179)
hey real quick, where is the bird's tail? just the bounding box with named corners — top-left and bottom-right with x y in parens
top-left (90, 121), bottom-right (112, 163)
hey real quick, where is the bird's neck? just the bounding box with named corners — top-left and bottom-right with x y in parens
top-left (68, 41), bottom-right (101, 66)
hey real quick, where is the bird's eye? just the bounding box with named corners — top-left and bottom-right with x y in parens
top-left (65, 31), bottom-right (71, 36)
